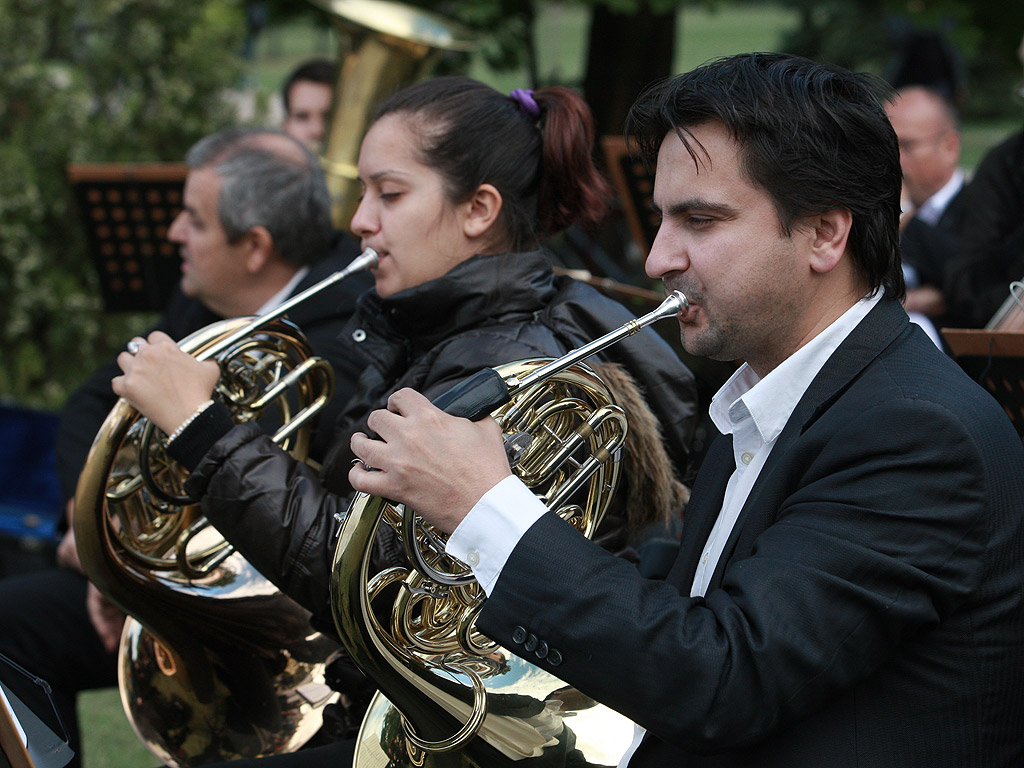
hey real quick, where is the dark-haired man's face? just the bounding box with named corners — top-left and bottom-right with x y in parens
top-left (283, 80), bottom-right (333, 150)
top-left (645, 121), bottom-right (828, 377)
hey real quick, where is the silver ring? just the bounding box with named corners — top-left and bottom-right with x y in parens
top-left (126, 339), bottom-right (141, 355)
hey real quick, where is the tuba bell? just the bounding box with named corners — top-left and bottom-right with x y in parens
top-left (331, 292), bottom-right (688, 766)
top-left (307, 0), bottom-right (476, 228)
top-left (73, 251), bottom-right (377, 767)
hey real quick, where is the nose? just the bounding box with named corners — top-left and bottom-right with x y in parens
top-left (167, 211), bottom-right (187, 243)
top-left (311, 116), bottom-right (327, 144)
top-left (644, 228), bottom-right (684, 280)
top-left (348, 194), bottom-right (376, 241)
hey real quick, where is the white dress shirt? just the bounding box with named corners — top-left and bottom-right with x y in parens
top-left (446, 290), bottom-right (883, 766)
top-left (915, 168), bottom-right (964, 227)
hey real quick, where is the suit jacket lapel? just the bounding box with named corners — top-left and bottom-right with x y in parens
top-left (702, 297), bottom-right (911, 592)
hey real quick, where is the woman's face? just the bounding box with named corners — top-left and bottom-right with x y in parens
top-left (350, 114), bottom-right (479, 298)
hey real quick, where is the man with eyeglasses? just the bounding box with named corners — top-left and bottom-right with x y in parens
top-left (885, 85), bottom-right (967, 338)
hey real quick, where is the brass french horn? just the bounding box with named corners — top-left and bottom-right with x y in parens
top-left (73, 250), bottom-right (377, 767)
top-left (330, 291), bottom-right (688, 766)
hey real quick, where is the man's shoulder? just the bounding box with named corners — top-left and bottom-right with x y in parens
top-left (847, 316), bottom-right (1014, 436)
top-left (161, 289), bottom-right (221, 339)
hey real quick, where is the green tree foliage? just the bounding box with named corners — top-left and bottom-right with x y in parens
top-left (778, 0), bottom-right (1024, 119)
top-left (0, 0), bottom-right (245, 410)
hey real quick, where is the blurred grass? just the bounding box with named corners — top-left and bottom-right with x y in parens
top-left (79, 688), bottom-right (154, 768)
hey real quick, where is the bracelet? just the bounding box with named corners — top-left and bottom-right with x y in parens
top-left (164, 400), bottom-right (215, 447)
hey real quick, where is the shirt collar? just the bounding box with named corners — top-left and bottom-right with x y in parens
top-left (710, 290), bottom-right (883, 443)
top-left (255, 266), bottom-right (309, 316)
top-left (917, 169), bottom-right (964, 226)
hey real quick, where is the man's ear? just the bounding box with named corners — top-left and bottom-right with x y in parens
top-left (807, 208), bottom-right (853, 275)
top-left (242, 226), bottom-right (275, 273)
top-left (463, 183), bottom-right (503, 239)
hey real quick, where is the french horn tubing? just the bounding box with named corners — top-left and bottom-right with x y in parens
top-left (73, 249), bottom-right (377, 767)
top-left (330, 291), bottom-right (687, 767)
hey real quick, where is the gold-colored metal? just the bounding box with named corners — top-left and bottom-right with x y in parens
top-left (330, 291), bottom-right (687, 767)
top-left (307, 0), bottom-right (476, 228)
top-left (73, 252), bottom-right (378, 767)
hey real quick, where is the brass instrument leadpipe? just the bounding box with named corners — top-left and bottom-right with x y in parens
top-left (431, 289), bottom-right (688, 420)
top-left (513, 289), bottom-right (688, 390)
top-left (194, 247), bottom-right (378, 362)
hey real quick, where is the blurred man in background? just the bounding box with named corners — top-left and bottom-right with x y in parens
top-left (281, 58), bottom-right (335, 150)
top-left (886, 84), bottom-right (967, 339)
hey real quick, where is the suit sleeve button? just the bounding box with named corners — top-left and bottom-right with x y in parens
top-left (524, 633), bottom-right (538, 652)
top-left (512, 626), bottom-right (527, 645)
top-left (535, 640), bottom-right (549, 659)
top-left (547, 648), bottom-right (562, 666)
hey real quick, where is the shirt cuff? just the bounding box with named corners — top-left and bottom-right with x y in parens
top-left (445, 475), bottom-right (548, 596)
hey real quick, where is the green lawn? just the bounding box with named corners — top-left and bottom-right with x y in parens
top-left (78, 688), bottom-right (154, 768)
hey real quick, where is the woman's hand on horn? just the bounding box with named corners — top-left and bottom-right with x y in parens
top-left (349, 388), bottom-right (512, 534)
top-left (112, 330), bottom-right (221, 436)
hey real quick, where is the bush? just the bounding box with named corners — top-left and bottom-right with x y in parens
top-left (0, 0), bottom-right (245, 411)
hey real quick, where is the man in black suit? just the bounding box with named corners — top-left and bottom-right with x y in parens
top-left (885, 84), bottom-right (968, 338)
top-left (348, 53), bottom-right (1024, 767)
top-left (0, 127), bottom-right (370, 767)
top-left (884, 82), bottom-right (962, 337)
top-left (944, 34), bottom-right (1024, 329)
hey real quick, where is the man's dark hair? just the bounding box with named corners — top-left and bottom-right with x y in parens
top-left (281, 58), bottom-right (336, 115)
top-left (626, 52), bottom-right (905, 300)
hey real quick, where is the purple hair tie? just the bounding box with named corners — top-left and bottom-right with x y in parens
top-left (509, 88), bottom-right (541, 122)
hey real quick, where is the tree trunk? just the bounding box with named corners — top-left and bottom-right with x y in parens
top-left (582, 2), bottom-right (678, 138)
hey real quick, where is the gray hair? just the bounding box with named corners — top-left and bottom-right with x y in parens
top-left (185, 127), bottom-right (333, 267)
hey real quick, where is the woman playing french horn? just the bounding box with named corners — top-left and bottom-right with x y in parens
top-left (113, 75), bottom-right (699, 766)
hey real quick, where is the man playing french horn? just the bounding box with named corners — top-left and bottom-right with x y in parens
top-left (111, 76), bottom-right (700, 767)
top-left (348, 54), bottom-right (1024, 767)
top-left (0, 126), bottom-right (371, 768)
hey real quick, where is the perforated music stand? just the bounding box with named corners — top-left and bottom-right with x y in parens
top-left (67, 163), bottom-right (187, 313)
top-left (601, 136), bottom-right (658, 255)
top-left (942, 328), bottom-right (1024, 441)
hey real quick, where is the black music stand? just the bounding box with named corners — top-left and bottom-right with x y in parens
top-left (601, 136), bottom-right (658, 255)
top-left (942, 328), bottom-right (1024, 442)
top-left (67, 163), bottom-right (188, 313)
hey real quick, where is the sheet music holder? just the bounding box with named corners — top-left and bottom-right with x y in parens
top-left (0, 682), bottom-right (73, 768)
top-left (942, 327), bottom-right (1024, 441)
top-left (600, 136), bottom-right (659, 255)
top-left (67, 163), bottom-right (188, 313)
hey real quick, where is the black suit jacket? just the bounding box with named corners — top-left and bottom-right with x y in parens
top-left (55, 239), bottom-right (372, 504)
top-left (945, 130), bottom-right (1024, 327)
top-left (477, 297), bottom-right (1024, 767)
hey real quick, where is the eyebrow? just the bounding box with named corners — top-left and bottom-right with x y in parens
top-left (360, 169), bottom-right (413, 185)
top-left (651, 196), bottom-right (740, 218)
